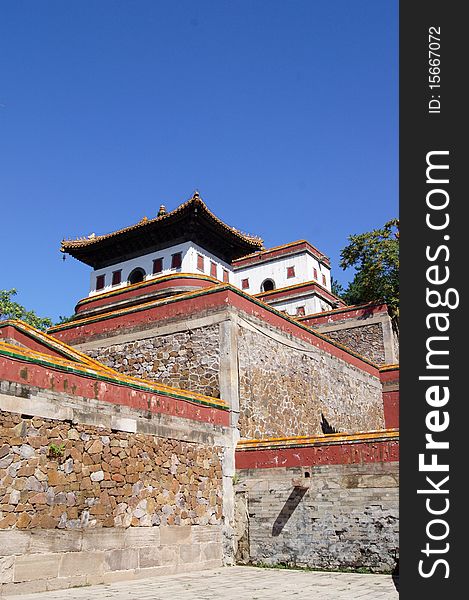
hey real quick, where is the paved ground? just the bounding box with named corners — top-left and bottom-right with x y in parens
top-left (3, 566), bottom-right (399, 600)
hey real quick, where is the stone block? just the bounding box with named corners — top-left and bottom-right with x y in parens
top-left (124, 527), bottom-right (160, 548)
top-left (0, 556), bottom-right (15, 584)
top-left (104, 548), bottom-right (139, 572)
top-left (191, 525), bottom-right (222, 543)
top-left (138, 546), bottom-right (162, 568)
top-left (82, 528), bottom-right (125, 551)
top-left (45, 575), bottom-right (87, 591)
top-left (14, 553), bottom-right (60, 583)
top-left (159, 525), bottom-right (191, 546)
top-left (0, 530), bottom-right (30, 556)
top-left (179, 543), bottom-right (201, 565)
top-left (29, 529), bottom-right (82, 554)
top-left (1, 579), bottom-right (48, 595)
top-left (201, 542), bottom-right (222, 561)
top-left (160, 545), bottom-right (179, 566)
top-left (110, 416), bottom-right (137, 433)
top-left (59, 551), bottom-right (104, 578)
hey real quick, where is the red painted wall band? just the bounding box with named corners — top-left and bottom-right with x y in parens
top-left (0, 356), bottom-right (229, 427)
top-left (52, 289), bottom-right (379, 376)
top-left (235, 438), bottom-right (399, 469)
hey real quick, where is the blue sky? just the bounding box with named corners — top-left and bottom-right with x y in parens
top-left (0, 1), bottom-right (398, 322)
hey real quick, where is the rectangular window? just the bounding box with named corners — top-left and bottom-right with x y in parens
top-left (322, 274), bottom-right (327, 286)
top-left (296, 306), bottom-right (305, 316)
top-left (313, 268), bottom-right (318, 280)
top-left (112, 270), bottom-right (122, 286)
top-left (197, 254), bottom-right (205, 272)
top-left (210, 262), bottom-right (217, 279)
top-left (287, 266), bottom-right (295, 278)
top-left (153, 258), bottom-right (163, 274)
top-left (223, 269), bottom-right (229, 283)
top-left (96, 274), bottom-right (105, 291)
top-left (241, 278), bottom-right (249, 290)
top-left (171, 252), bottom-right (182, 269)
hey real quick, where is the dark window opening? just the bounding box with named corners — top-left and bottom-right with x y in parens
top-left (261, 279), bottom-right (275, 292)
top-left (313, 268), bottom-right (318, 280)
top-left (96, 274), bottom-right (105, 290)
top-left (171, 252), bottom-right (182, 269)
top-left (322, 274), bottom-right (327, 286)
top-left (128, 268), bottom-right (146, 285)
top-left (296, 306), bottom-right (305, 316)
top-left (112, 270), bottom-right (122, 286)
top-left (153, 258), bottom-right (163, 274)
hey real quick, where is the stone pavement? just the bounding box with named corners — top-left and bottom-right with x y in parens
top-left (2, 566), bottom-right (399, 600)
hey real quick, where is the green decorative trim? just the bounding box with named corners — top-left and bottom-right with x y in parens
top-left (0, 344), bottom-right (228, 411)
top-left (0, 320), bottom-right (116, 374)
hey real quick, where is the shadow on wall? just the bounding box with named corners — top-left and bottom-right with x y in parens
top-left (272, 487), bottom-right (308, 536)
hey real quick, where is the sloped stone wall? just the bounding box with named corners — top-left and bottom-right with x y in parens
top-left (237, 326), bottom-right (384, 439)
top-left (322, 323), bottom-right (385, 365)
top-left (86, 325), bottom-right (220, 398)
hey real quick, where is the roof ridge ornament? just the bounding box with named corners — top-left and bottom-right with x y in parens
top-left (157, 205), bottom-right (167, 217)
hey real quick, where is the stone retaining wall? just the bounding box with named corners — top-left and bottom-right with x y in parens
top-left (237, 324), bottom-right (383, 438)
top-left (0, 409), bottom-right (226, 594)
top-left (322, 323), bottom-right (385, 365)
top-left (86, 324), bottom-right (221, 398)
top-left (1, 525), bottom-right (223, 594)
top-left (236, 461), bottom-right (399, 573)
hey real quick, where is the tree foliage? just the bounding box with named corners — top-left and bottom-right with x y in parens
top-left (339, 219), bottom-right (399, 316)
top-left (330, 277), bottom-right (345, 299)
top-left (0, 289), bottom-right (53, 331)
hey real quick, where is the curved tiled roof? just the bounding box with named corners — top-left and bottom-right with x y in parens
top-left (61, 192), bottom-right (263, 267)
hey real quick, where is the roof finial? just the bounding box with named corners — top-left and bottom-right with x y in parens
top-left (157, 204), bottom-right (167, 217)
top-left (193, 190), bottom-right (200, 199)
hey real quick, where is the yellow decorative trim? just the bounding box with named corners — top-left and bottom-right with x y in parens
top-left (297, 301), bottom-right (388, 321)
top-left (77, 272), bottom-right (221, 307)
top-left (61, 193), bottom-right (263, 251)
top-left (379, 364), bottom-right (399, 372)
top-left (237, 429), bottom-right (399, 449)
top-left (0, 320), bottom-right (118, 375)
top-left (254, 279), bottom-right (342, 302)
top-left (48, 283), bottom-right (381, 370)
top-left (233, 239), bottom-right (329, 264)
top-left (0, 339), bottom-right (228, 409)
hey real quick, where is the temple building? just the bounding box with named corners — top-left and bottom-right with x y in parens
top-left (0, 190), bottom-right (399, 594)
top-left (61, 192), bottom-right (343, 319)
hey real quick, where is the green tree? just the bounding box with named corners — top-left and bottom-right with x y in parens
top-left (330, 277), bottom-right (345, 299)
top-left (0, 289), bottom-right (53, 331)
top-left (340, 219), bottom-right (399, 316)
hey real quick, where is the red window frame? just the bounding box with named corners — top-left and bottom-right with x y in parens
top-left (241, 278), bottom-right (249, 290)
top-left (112, 270), bottom-right (122, 286)
top-left (322, 274), bottom-right (327, 286)
top-left (197, 254), bottom-right (205, 272)
top-left (313, 268), bottom-right (318, 280)
top-left (210, 262), bottom-right (217, 279)
top-left (287, 266), bottom-right (295, 278)
top-left (171, 252), bottom-right (182, 269)
top-left (296, 306), bottom-right (305, 316)
top-left (223, 269), bottom-right (229, 283)
top-left (153, 258), bottom-right (163, 274)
